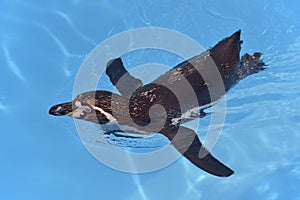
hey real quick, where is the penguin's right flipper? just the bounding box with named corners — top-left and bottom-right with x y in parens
top-left (106, 58), bottom-right (143, 97)
top-left (160, 126), bottom-right (234, 177)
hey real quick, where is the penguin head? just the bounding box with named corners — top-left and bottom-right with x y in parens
top-left (49, 91), bottom-right (117, 124)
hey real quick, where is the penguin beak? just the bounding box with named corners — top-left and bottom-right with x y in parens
top-left (49, 102), bottom-right (73, 116)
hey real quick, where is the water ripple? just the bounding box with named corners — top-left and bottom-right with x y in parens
top-left (132, 175), bottom-right (149, 200)
top-left (53, 10), bottom-right (97, 46)
top-left (0, 96), bottom-right (6, 111)
top-left (2, 45), bottom-right (26, 82)
top-left (267, 35), bottom-right (300, 67)
top-left (35, 23), bottom-right (74, 58)
top-left (34, 22), bottom-right (85, 77)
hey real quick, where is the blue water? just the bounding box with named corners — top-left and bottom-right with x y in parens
top-left (1, 0), bottom-right (300, 199)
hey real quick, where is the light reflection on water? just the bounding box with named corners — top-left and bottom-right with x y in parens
top-left (0, 96), bottom-right (6, 111)
top-left (2, 45), bottom-right (27, 82)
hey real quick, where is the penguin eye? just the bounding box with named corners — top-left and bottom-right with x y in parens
top-left (72, 100), bottom-right (92, 118)
top-left (83, 106), bottom-right (92, 113)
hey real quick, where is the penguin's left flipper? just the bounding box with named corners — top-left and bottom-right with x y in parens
top-left (160, 126), bottom-right (234, 177)
top-left (106, 58), bottom-right (143, 97)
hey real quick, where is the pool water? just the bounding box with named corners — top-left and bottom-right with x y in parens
top-left (1, 0), bottom-right (300, 199)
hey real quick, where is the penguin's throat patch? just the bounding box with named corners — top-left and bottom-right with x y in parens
top-left (72, 100), bottom-right (91, 118)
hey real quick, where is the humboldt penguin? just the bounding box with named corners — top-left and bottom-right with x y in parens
top-left (49, 30), bottom-right (266, 177)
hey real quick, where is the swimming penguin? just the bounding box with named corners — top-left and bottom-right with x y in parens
top-left (49, 30), bottom-right (266, 177)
